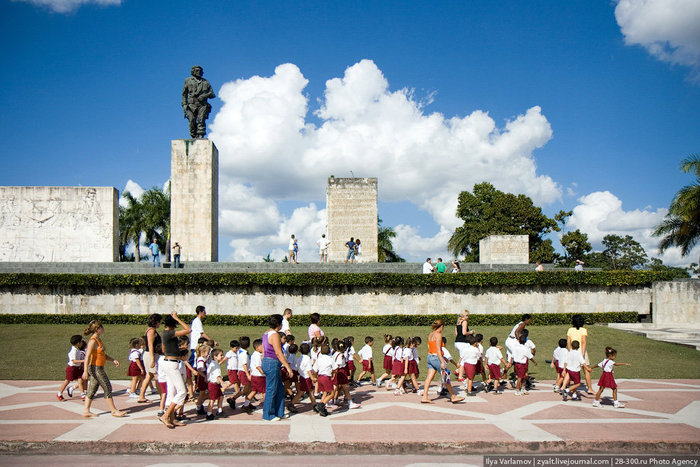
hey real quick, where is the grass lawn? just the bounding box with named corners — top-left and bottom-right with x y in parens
top-left (3, 324), bottom-right (699, 381)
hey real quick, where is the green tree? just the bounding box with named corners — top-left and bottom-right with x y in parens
top-left (647, 257), bottom-right (690, 278)
top-left (602, 234), bottom-right (648, 270)
top-left (262, 253), bottom-right (275, 262)
top-left (119, 192), bottom-right (145, 262)
top-left (448, 182), bottom-right (559, 262)
top-left (140, 184), bottom-right (171, 261)
top-left (560, 229), bottom-right (592, 266)
top-left (378, 218), bottom-right (405, 263)
top-left (654, 154), bottom-right (700, 265)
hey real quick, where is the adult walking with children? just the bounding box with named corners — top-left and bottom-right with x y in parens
top-left (454, 310), bottom-right (475, 381)
top-left (160, 312), bottom-right (191, 428)
top-left (82, 320), bottom-right (126, 418)
top-left (262, 314), bottom-right (294, 421)
top-left (567, 314), bottom-right (593, 393)
top-left (421, 319), bottom-right (464, 404)
top-left (137, 313), bottom-right (162, 403)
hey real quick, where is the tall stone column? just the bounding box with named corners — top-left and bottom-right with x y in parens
top-left (326, 177), bottom-right (378, 263)
top-left (170, 139), bottom-right (218, 262)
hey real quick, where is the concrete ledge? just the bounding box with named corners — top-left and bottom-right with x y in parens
top-left (2, 440), bottom-right (699, 456)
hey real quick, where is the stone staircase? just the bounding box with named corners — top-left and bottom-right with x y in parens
top-left (0, 261), bottom-right (574, 274)
top-left (608, 323), bottom-right (700, 351)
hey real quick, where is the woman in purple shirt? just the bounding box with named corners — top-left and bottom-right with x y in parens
top-left (262, 314), bottom-right (293, 421)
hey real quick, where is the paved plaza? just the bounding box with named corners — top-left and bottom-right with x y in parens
top-left (0, 378), bottom-right (699, 456)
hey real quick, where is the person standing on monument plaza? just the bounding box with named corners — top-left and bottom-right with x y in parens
top-left (149, 238), bottom-right (160, 268)
top-left (288, 234), bottom-right (297, 264)
top-left (189, 306), bottom-right (216, 365)
top-left (435, 258), bottom-right (447, 273)
top-left (182, 65), bottom-right (215, 139)
top-left (317, 234), bottom-right (330, 263)
top-left (354, 238), bottom-right (362, 263)
top-left (344, 237), bottom-right (356, 264)
top-left (172, 242), bottom-right (181, 269)
top-left (422, 258), bottom-right (434, 274)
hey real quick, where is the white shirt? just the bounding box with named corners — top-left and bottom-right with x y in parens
top-left (485, 346), bottom-right (504, 366)
top-left (206, 360), bottom-right (222, 384)
top-left (383, 344), bottom-right (393, 358)
top-left (310, 346), bottom-right (320, 363)
top-left (281, 317), bottom-right (290, 334)
top-left (287, 353), bottom-right (298, 372)
top-left (393, 346), bottom-right (403, 361)
top-left (358, 344), bottom-right (373, 361)
top-left (553, 347), bottom-right (568, 365)
top-left (565, 349), bottom-right (585, 372)
top-left (511, 343), bottom-right (534, 364)
top-left (157, 355), bottom-right (167, 383)
top-left (298, 354), bottom-right (313, 379)
top-left (598, 359), bottom-right (615, 373)
top-left (196, 356), bottom-right (207, 374)
top-left (317, 236), bottom-right (330, 252)
top-left (524, 340), bottom-right (535, 353)
top-left (178, 360), bottom-right (187, 379)
top-left (250, 351), bottom-right (263, 377)
top-left (128, 349), bottom-right (141, 363)
top-left (333, 352), bottom-right (346, 370)
top-left (67, 346), bottom-right (81, 366)
top-left (412, 347), bottom-right (420, 363)
top-left (313, 354), bottom-right (333, 377)
top-left (403, 347), bottom-right (414, 361)
top-left (460, 344), bottom-right (481, 365)
top-left (189, 317), bottom-right (204, 350)
top-left (348, 345), bottom-right (356, 360)
top-left (288, 238), bottom-right (295, 250)
top-left (508, 322), bottom-right (523, 339)
top-left (422, 261), bottom-right (434, 274)
top-left (237, 349), bottom-right (249, 371)
top-left (442, 347), bottom-right (453, 361)
top-left (225, 349), bottom-right (238, 371)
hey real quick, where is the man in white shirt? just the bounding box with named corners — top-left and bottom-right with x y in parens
top-left (189, 306), bottom-right (215, 365)
top-left (316, 234), bottom-right (330, 263)
top-left (422, 258), bottom-right (434, 274)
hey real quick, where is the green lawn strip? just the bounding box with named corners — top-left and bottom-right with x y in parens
top-left (3, 324), bottom-right (698, 381)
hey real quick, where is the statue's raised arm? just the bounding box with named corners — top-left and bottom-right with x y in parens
top-left (182, 65), bottom-right (215, 139)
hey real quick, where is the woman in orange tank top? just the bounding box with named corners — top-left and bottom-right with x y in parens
top-left (421, 319), bottom-right (464, 404)
top-left (82, 320), bottom-right (125, 418)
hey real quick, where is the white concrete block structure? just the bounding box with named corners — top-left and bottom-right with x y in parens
top-left (170, 139), bottom-right (218, 262)
top-left (479, 235), bottom-right (529, 264)
top-left (0, 186), bottom-right (118, 262)
top-left (326, 177), bottom-right (378, 263)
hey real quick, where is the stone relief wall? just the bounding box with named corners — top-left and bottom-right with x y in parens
top-left (326, 177), bottom-right (378, 263)
top-left (0, 186), bottom-right (118, 262)
top-left (479, 235), bottom-right (529, 264)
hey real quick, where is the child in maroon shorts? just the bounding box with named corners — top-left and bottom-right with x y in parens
top-left (290, 343), bottom-right (317, 411)
top-left (127, 337), bottom-right (146, 398)
top-left (57, 335), bottom-right (85, 401)
top-left (375, 334), bottom-right (393, 388)
top-left (485, 337), bottom-right (507, 394)
top-left (228, 336), bottom-right (251, 410)
top-left (242, 339), bottom-right (265, 412)
top-left (356, 336), bottom-right (376, 385)
top-left (206, 349), bottom-right (227, 420)
top-left (511, 334), bottom-right (537, 395)
top-left (560, 340), bottom-right (591, 401)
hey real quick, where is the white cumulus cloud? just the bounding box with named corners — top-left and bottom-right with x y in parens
top-left (13, 0), bottom-right (121, 13)
top-left (209, 60), bottom-right (561, 262)
top-left (615, 0), bottom-right (700, 81)
top-left (568, 190), bottom-right (699, 266)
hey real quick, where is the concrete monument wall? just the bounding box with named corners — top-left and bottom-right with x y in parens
top-left (652, 280), bottom-right (700, 325)
top-left (479, 235), bottom-right (529, 264)
top-left (0, 186), bottom-right (118, 262)
top-left (171, 139), bottom-right (218, 262)
top-left (0, 283), bottom-right (654, 317)
top-left (326, 177), bottom-right (378, 263)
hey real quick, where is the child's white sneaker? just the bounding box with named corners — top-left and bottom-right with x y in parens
top-left (349, 401), bottom-right (361, 409)
top-left (592, 400), bottom-right (601, 407)
top-left (614, 401), bottom-right (625, 408)
top-left (514, 390), bottom-right (522, 396)
top-left (521, 390), bottom-right (529, 395)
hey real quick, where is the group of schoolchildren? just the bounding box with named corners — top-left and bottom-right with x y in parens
top-left (57, 320), bottom-right (630, 417)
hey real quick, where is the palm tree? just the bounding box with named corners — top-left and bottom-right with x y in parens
top-left (654, 154), bottom-right (700, 264)
top-left (119, 192), bottom-right (145, 262)
top-left (378, 217), bottom-right (405, 262)
top-left (140, 184), bottom-right (171, 261)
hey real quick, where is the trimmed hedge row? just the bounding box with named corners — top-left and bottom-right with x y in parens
top-left (0, 271), bottom-right (676, 289)
top-left (0, 312), bottom-right (638, 326)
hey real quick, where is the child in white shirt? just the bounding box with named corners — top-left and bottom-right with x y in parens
top-left (228, 336), bottom-right (250, 409)
top-left (551, 338), bottom-right (568, 392)
top-left (560, 340), bottom-right (591, 401)
top-left (205, 349), bottom-right (226, 419)
top-left (511, 335), bottom-right (537, 396)
top-left (356, 336), bottom-right (376, 385)
top-left (376, 334), bottom-right (393, 387)
top-left (225, 340), bottom-right (240, 398)
top-left (57, 335), bottom-right (85, 401)
top-left (242, 339), bottom-right (265, 412)
top-left (459, 335), bottom-right (482, 396)
top-left (291, 343), bottom-right (317, 411)
top-left (485, 337), bottom-right (507, 394)
top-left (312, 344), bottom-right (334, 416)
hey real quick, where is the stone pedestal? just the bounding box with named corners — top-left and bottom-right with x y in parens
top-left (326, 177), bottom-right (378, 263)
top-left (479, 235), bottom-right (529, 264)
top-left (171, 139), bottom-right (218, 262)
top-left (0, 186), bottom-right (119, 262)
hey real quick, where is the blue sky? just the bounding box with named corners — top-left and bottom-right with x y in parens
top-left (2, 0), bottom-right (699, 265)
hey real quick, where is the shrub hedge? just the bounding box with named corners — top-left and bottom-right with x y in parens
top-left (0, 270), bottom-right (676, 289)
top-left (0, 311), bottom-right (638, 326)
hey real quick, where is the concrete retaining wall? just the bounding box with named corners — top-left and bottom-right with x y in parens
top-left (653, 280), bottom-right (700, 325)
top-left (0, 284), bottom-right (654, 316)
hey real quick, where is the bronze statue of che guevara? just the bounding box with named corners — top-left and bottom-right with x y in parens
top-left (182, 65), bottom-right (215, 139)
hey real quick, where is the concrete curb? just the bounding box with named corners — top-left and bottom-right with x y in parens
top-left (2, 441), bottom-right (699, 456)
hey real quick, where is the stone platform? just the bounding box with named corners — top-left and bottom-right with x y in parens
top-left (0, 261), bottom-right (570, 274)
top-left (1, 379), bottom-right (698, 455)
top-left (609, 323), bottom-right (700, 350)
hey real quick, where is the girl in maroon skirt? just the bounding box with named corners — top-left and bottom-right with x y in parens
top-left (389, 336), bottom-right (405, 391)
top-left (375, 334), bottom-right (393, 387)
top-left (593, 346), bottom-right (630, 408)
top-left (127, 338), bottom-right (145, 398)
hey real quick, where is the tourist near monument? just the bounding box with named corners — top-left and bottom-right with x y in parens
top-left (182, 65), bottom-right (215, 139)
